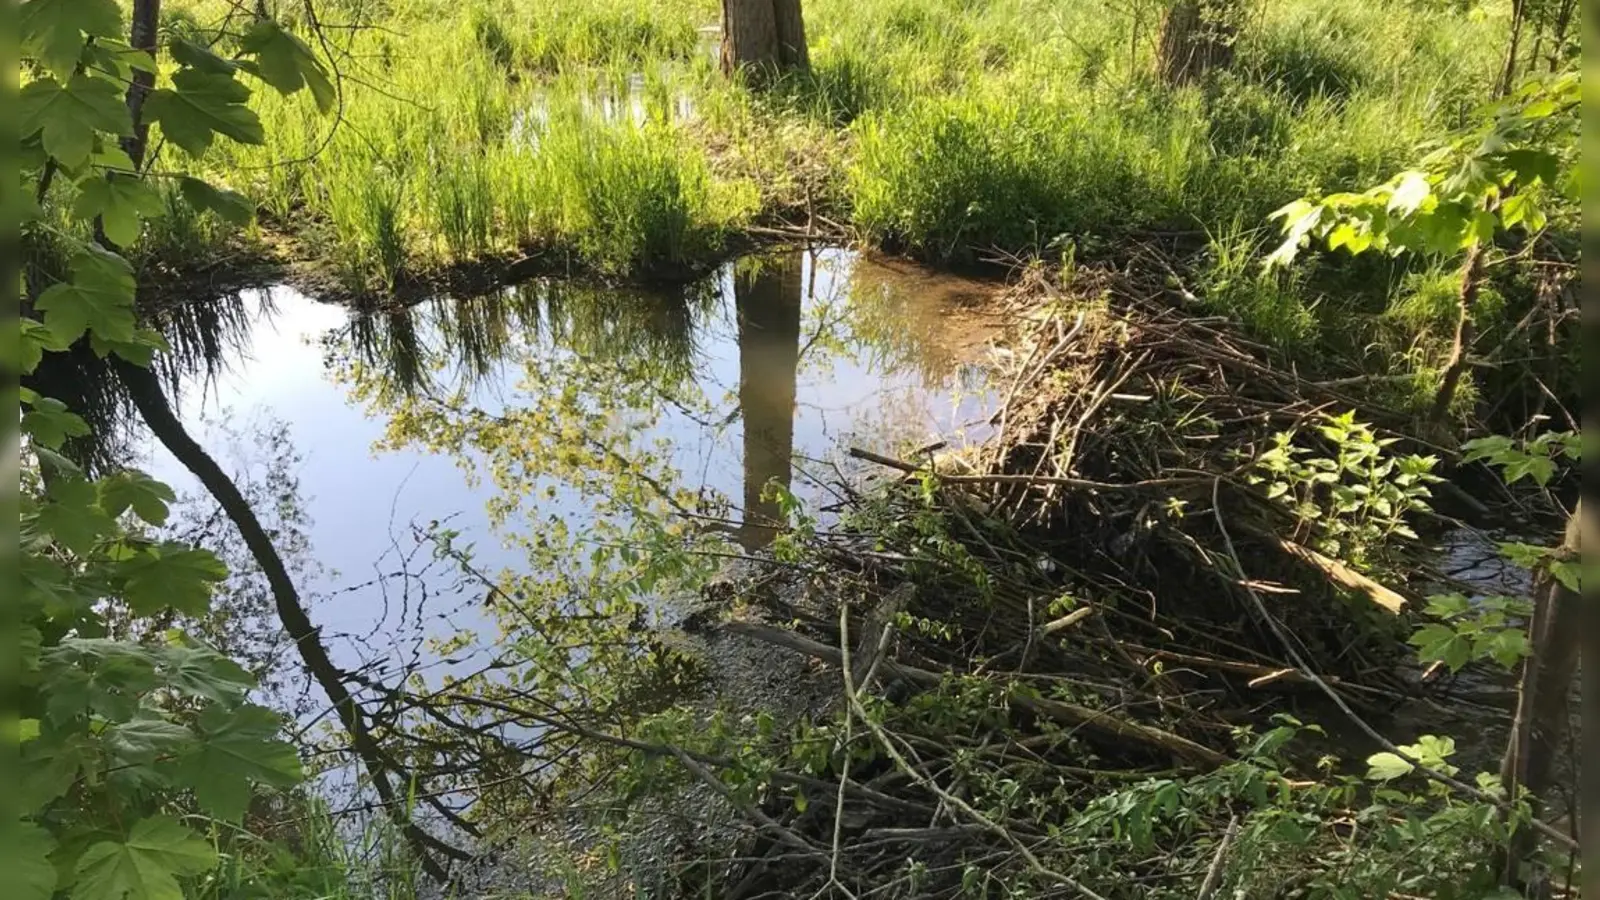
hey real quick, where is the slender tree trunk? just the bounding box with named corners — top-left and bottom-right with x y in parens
top-left (721, 0), bottom-right (808, 81)
top-left (1429, 242), bottom-right (1485, 423)
top-left (1497, 0), bottom-right (1527, 98)
top-left (123, 0), bottom-right (160, 167)
top-left (734, 253), bottom-right (804, 551)
top-left (1154, 0), bottom-right (1236, 86)
top-left (1499, 503), bottom-right (1584, 886)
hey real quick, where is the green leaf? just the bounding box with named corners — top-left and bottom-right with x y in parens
top-left (3, 819), bottom-right (59, 900)
top-left (99, 471), bottom-right (177, 525)
top-left (1364, 751), bottom-right (1414, 781)
top-left (33, 475), bottom-right (115, 555)
top-left (72, 817), bottom-right (217, 900)
top-left (19, 732), bottom-right (92, 812)
top-left (238, 20), bottom-right (337, 113)
top-left (144, 70), bottom-right (264, 158)
top-left (118, 544), bottom-right (228, 616)
top-left (21, 0), bottom-right (124, 78)
top-left (21, 395), bottom-right (91, 449)
top-left (176, 705), bottom-right (302, 821)
top-left (1409, 623), bottom-right (1474, 672)
top-left (179, 177), bottom-right (256, 225)
top-left (33, 246), bottom-right (137, 344)
top-left (161, 643), bottom-right (254, 703)
top-left (108, 714), bottom-right (194, 763)
top-left (1387, 172), bottom-right (1432, 216)
top-left (170, 37), bottom-right (238, 75)
top-left (16, 317), bottom-right (73, 374)
top-left (73, 173), bottom-right (165, 247)
top-left (84, 39), bottom-right (159, 77)
top-left (1501, 149), bottom-right (1559, 187)
top-left (18, 74), bottom-right (134, 169)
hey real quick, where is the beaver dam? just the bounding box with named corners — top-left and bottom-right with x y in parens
top-left (507, 257), bottom-right (1578, 900)
top-left (118, 248), bottom-right (1568, 900)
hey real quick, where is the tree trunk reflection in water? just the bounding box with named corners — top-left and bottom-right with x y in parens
top-left (735, 253), bottom-right (804, 551)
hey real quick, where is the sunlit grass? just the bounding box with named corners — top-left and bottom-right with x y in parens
top-left (154, 0), bottom-right (1506, 286)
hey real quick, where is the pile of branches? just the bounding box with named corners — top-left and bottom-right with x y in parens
top-left (658, 261), bottom-right (1535, 898)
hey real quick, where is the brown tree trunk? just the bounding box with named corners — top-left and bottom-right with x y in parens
top-left (774, 0), bottom-right (809, 70)
top-left (1154, 0), bottom-right (1236, 86)
top-left (721, 0), bottom-right (808, 81)
top-left (123, 0), bottom-right (161, 168)
top-left (1499, 502), bottom-right (1584, 886)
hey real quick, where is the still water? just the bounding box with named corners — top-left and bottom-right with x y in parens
top-left (144, 249), bottom-right (998, 681)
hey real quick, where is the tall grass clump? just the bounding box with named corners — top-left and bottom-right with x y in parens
top-left (529, 108), bottom-right (730, 274)
top-left (324, 155), bottom-right (411, 290)
top-left (469, 0), bottom-right (708, 73)
top-left (848, 88), bottom-right (1215, 262)
top-left (1196, 223), bottom-right (1319, 350)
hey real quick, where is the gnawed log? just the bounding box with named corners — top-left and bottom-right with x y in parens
top-left (1273, 537), bottom-right (1409, 614)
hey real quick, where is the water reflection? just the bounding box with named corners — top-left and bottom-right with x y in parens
top-left (146, 248), bottom-right (995, 687)
top-left (734, 255), bottom-right (804, 550)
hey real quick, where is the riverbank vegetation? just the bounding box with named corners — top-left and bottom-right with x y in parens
top-left (18, 0), bottom-right (1583, 898)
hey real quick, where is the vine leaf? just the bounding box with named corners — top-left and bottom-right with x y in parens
top-left (33, 246), bottom-right (137, 344)
top-left (18, 74), bottom-right (133, 169)
top-left (74, 173), bottom-right (165, 248)
top-left (238, 20), bottom-right (336, 113)
top-left (144, 70), bottom-right (264, 158)
top-left (5, 819), bottom-right (59, 900)
top-left (175, 705), bottom-right (303, 821)
top-left (21, 0), bottom-right (124, 79)
top-left (180, 176), bottom-right (256, 225)
top-left (72, 817), bottom-right (217, 900)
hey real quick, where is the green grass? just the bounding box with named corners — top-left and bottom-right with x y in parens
top-left (154, 0), bottom-right (1508, 289)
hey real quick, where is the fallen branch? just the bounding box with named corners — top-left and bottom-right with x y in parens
top-left (725, 621), bottom-right (1230, 769)
top-left (847, 446), bottom-right (1204, 493)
